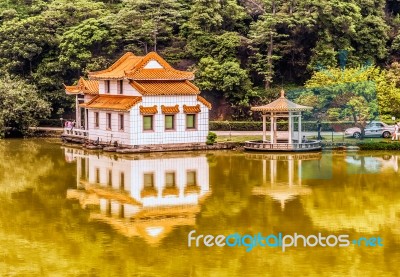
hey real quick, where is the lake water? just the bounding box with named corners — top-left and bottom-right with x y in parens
top-left (0, 139), bottom-right (399, 276)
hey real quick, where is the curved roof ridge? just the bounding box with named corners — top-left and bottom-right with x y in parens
top-left (64, 77), bottom-right (99, 95)
top-left (89, 52), bottom-right (136, 75)
top-left (251, 90), bottom-right (313, 112)
top-left (125, 52), bottom-right (194, 80)
top-left (89, 52), bottom-right (145, 79)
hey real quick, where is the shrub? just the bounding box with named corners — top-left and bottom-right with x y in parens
top-left (357, 142), bottom-right (400, 150)
top-left (206, 131), bottom-right (217, 145)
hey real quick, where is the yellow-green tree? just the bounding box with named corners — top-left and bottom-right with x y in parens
top-left (301, 66), bottom-right (400, 137)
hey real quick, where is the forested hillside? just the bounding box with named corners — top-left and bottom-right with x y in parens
top-left (1, 0), bottom-right (400, 123)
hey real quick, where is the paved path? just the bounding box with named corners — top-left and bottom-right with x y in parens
top-left (214, 131), bottom-right (344, 136)
top-left (31, 127), bottom-right (64, 131)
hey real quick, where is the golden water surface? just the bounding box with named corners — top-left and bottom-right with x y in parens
top-left (0, 139), bottom-right (399, 276)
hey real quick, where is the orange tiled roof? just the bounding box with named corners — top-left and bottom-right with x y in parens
top-left (197, 95), bottom-right (212, 109)
top-left (127, 68), bottom-right (194, 80)
top-left (130, 80), bottom-right (199, 95)
top-left (83, 95), bottom-right (142, 111)
top-left (161, 105), bottom-right (180, 114)
top-left (126, 52), bottom-right (194, 80)
top-left (88, 52), bottom-right (194, 80)
top-left (251, 90), bottom-right (313, 112)
top-left (88, 52), bottom-right (144, 79)
top-left (64, 85), bottom-right (81, 94)
top-left (139, 105), bottom-right (158, 114)
top-left (64, 77), bottom-right (99, 95)
top-left (183, 104), bottom-right (201, 113)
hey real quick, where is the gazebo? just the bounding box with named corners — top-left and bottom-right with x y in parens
top-left (244, 90), bottom-right (321, 152)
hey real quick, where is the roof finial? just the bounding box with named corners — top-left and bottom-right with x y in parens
top-left (280, 89), bottom-right (285, 98)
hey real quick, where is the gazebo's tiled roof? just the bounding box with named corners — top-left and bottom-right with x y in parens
top-left (251, 90), bottom-right (312, 112)
top-left (64, 77), bottom-right (99, 95)
top-left (81, 95), bottom-right (142, 111)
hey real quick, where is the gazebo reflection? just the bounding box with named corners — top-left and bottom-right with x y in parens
top-left (64, 148), bottom-right (210, 245)
top-left (248, 153), bottom-right (321, 210)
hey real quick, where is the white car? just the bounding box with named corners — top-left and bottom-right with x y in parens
top-left (344, 121), bottom-right (395, 139)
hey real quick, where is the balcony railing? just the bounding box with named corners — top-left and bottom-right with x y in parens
top-left (63, 128), bottom-right (89, 137)
top-left (244, 140), bottom-right (321, 151)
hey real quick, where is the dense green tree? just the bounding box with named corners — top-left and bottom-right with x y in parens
top-left (196, 57), bottom-right (255, 118)
top-left (0, 75), bottom-right (51, 137)
top-left (310, 0), bottom-right (389, 68)
top-left (114, 0), bottom-right (182, 53)
top-left (249, 0), bottom-right (317, 88)
top-left (183, 0), bottom-right (247, 58)
top-left (0, 0), bottom-right (109, 119)
top-left (59, 18), bottom-right (115, 73)
top-left (0, 15), bottom-right (57, 74)
top-left (248, 0), bottom-right (286, 89)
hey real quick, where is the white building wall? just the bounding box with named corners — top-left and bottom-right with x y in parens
top-left (84, 93), bottom-right (209, 146)
top-left (143, 60), bottom-right (163, 69)
top-left (87, 110), bottom-right (131, 145)
top-left (129, 95), bottom-right (209, 145)
top-left (84, 95), bottom-right (96, 102)
top-left (98, 80), bottom-right (141, 96)
top-left (124, 82), bottom-right (142, 96)
top-left (98, 81), bottom-right (105, 94)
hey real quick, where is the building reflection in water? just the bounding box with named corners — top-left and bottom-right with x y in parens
top-left (64, 148), bottom-right (210, 245)
top-left (247, 153), bottom-right (322, 210)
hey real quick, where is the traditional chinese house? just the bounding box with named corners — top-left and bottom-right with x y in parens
top-left (64, 52), bottom-right (211, 147)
